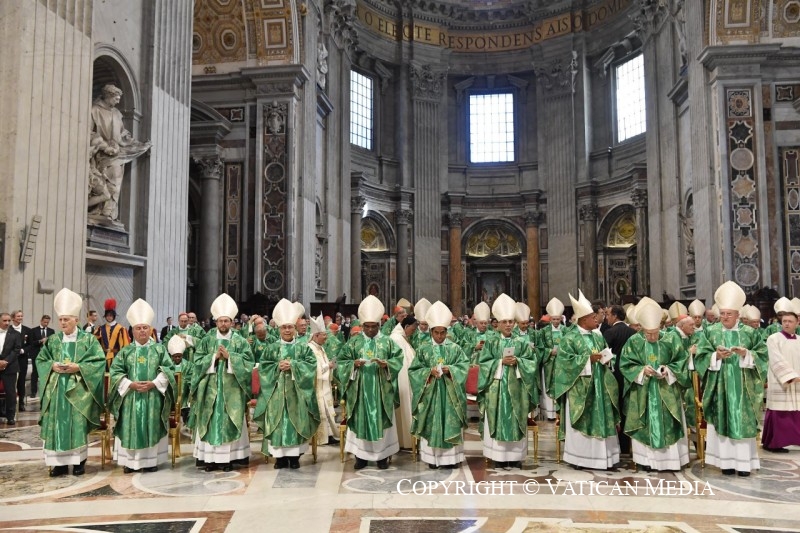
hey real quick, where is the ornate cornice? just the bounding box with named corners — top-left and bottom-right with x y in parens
top-left (535, 51), bottom-right (578, 95)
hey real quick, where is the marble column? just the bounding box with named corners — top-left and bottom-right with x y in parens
top-left (632, 188), bottom-right (650, 296)
top-left (448, 213), bottom-right (463, 314)
top-left (579, 204), bottom-right (599, 299)
top-left (525, 212), bottom-right (542, 319)
top-left (194, 156), bottom-right (223, 315)
top-left (396, 209), bottom-right (412, 301)
top-left (350, 196), bottom-right (365, 301)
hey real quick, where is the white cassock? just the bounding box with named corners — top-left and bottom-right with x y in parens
top-left (482, 360), bottom-right (527, 463)
top-left (629, 366), bottom-right (689, 471)
top-left (192, 334), bottom-right (250, 463)
top-left (390, 324), bottom-right (415, 449)
top-left (43, 332), bottom-right (88, 466)
top-left (113, 371), bottom-right (170, 469)
top-left (309, 340), bottom-right (337, 443)
top-left (562, 337), bottom-right (620, 470)
top-left (704, 349), bottom-right (760, 472)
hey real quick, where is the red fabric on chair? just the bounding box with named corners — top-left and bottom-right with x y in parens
top-left (251, 368), bottom-right (260, 396)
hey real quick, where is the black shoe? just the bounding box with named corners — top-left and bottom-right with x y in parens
top-left (428, 463), bottom-right (440, 470)
top-left (494, 461), bottom-right (507, 469)
top-left (6, 420), bottom-right (15, 426)
top-left (204, 463), bottom-right (220, 472)
top-left (195, 459), bottom-right (206, 468)
top-left (233, 457), bottom-right (250, 466)
top-left (18, 403), bottom-right (25, 412)
top-left (442, 463), bottom-right (458, 469)
top-left (72, 460), bottom-right (86, 476)
top-left (123, 466), bottom-right (136, 474)
top-left (354, 457), bottom-right (368, 470)
top-left (274, 457), bottom-right (288, 470)
top-left (289, 457), bottom-right (300, 469)
top-left (222, 463), bottom-right (233, 472)
top-left (764, 447), bottom-right (789, 453)
top-left (144, 466), bottom-right (158, 473)
top-left (327, 437), bottom-right (340, 446)
top-left (737, 470), bottom-right (750, 477)
top-left (721, 469), bottom-right (735, 476)
top-left (376, 458), bottom-right (389, 470)
top-left (49, 465), bottom-right (68, 477)
top-left (636, 463), bottom-right (652, 472)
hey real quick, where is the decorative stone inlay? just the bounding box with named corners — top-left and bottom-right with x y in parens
top-left (730, 147), bottom-right (755, 171)
top-left (728, 89), bottom-right (752, 118)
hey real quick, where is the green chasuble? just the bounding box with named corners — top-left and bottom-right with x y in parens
top-left (408, 340), bottom-right (469, 448)
top-left (337, 333), bottom-right (403, 441)
top-left (694, 322), bottom-right (767, 439)
top-left (538, 326), bottom-right (565, 399)
top-left (161, 328), bottom-right (197, 362)
top-left (254, 340), bottom-right (319, 454)
top-left (37, 330), bottom-right (106, 452)
top-left (191, 329), bottom-right (255, 445)
top-left (477, 334), bottom-right (539, 442)
top-left (620, 332), bottom-right (689, 449)
top-left (109, 342), bottom-right (176, 450)
top-left (409, 329), bottom-right (431, 351)
top-left (381, 316), bottom-right (398, 336)
top-left (553, 328), bottom-right (619, 441)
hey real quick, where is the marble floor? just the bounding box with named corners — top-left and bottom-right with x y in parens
top-left (1, 401), bottom-right (800, 533)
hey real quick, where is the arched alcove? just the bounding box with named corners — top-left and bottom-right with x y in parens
top-left (597, 205), bottom-right (637, 303)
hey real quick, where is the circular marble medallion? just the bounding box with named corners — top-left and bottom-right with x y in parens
top-left (730, 147), bottom-right (754, 171)
top-left (735, 262), bottom-right (759, 286)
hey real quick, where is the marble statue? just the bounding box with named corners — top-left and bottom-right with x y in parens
top-left (89, 84), bottom-right (151, 227)
top-left (317, 42), bottom-right (329, 90)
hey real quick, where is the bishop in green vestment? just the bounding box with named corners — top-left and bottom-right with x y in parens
top-left (37, 288), bottom-right (106, 477)
top-left (694, 281), bottom-right (767, 476)
top-left (553, 291), bottom-right (620, 470)
top-left (337, 295), bottom-right (403, 470)
top-left (109, 299), bottom-right (176, 472)
top-left (538, 297), bottom-right (567, 420)
top-left (254, 299), bottom-right (319, 469)
top-left (409, 301), bottom-right (469, 468)
top-left (191, 294), bottom-right (255, 472)
top-left (620, 301), bottom-right (690, 471)
top-left (478, 294), bottom-right (539, 469)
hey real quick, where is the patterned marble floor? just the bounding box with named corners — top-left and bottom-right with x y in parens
top-left (2, 404), bottom-right (800, 532)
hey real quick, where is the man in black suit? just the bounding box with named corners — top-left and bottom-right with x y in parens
top-left (27, 315), bottom-right (54, 400)
top-left (0, 312), bottom-right (23, 424)
top-left (160, 316), bottom-right (174, 342)
top-left (602, 304), bottom-right (637, 455)
top-left (9, 310), bottom-right (31, 412)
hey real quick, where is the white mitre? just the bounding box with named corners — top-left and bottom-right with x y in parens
top-left (473, 302), bottom-right (491, 322)
top-left (569, 290), bottom-right (593, 320)
top-left (668, 301), bottom-right (688, 320)
top-left (210, 293), bottom-right (238, 320)
top-left (637, 301), bottom-right (664, 330)
top-left (515, 302), bottom-right (531, 323)
top-left (774, 297), bottom-right (792, 313)
top-left (688, 299), bottom-right (706, 317)
top-left (272, 299), bottom-right (299, 327)
top-left (126, 298), bottom-right (155, 327)
top-left (492, 293), bottom-right (516, 322)
top-left (546, 297), bottom-right (565, 317)
top-left (414, 298), bottom-right (432, 322)
top-left (714, 281), bottom-right (746, 312)
top-left (426, 301), bottom-right (453, 330)
top-left (168, 335), bottom-right (187, 355)
top-left (358, 295), bottom-right (385, 324)
top-left (309, 314), bottom-right (326, 335)
top-left (53, 288), bottom-right (83, 318)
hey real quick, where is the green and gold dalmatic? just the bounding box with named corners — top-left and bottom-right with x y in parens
top-left (408, 341), bottom-right (469, 448)
top-left (477, 335), bottom-right (538, 442)
top-left (254, 341), bottom-right (320, 454)
top-left (37, 330), bottom-right (106, 452)
top-left (553, 329), bottom-right (619, 440)
top-left (694, 322), bottom-right (767, 439)
top-left (108, 342), bottom-right (176, 450)
top-left (337, 334), bottom-right (403, 441)
top-left (191, 330), bottom-right (255, 445)
top-left (620, 332), bottom-right (689, 449)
